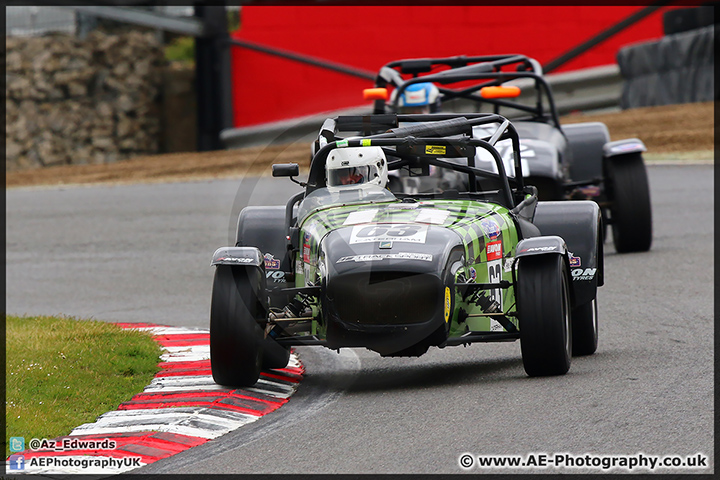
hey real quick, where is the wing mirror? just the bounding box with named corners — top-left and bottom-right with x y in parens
top-left (272, 163), bottom-right (305, 187)
top-left (272, 163), bottom-right (300, 177)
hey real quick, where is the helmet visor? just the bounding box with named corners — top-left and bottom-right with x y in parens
top-left (328, 166), bottom-right (370, 186)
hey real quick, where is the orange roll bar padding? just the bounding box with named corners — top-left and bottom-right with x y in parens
top-left (480, 86), bottom-right (521, 99)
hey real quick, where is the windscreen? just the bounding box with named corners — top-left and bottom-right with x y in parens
top-left (297, 186), bottom-right (397, 224)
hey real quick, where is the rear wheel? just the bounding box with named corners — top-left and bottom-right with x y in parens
top-left (210, 265), bottom-right (265, 386)
top-left (262, 338), bottom-right (290, 369)
top-left (571, 298), bottom-right (598, 356)
top-left (600, 208), bottom-right (609, 244)
top-left (605, 154), bottom-right (652, 253)
top-left (518, 255), bottom-right (572, 376)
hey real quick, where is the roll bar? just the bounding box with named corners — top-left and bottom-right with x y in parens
top-left (306, 113), bottom-right (523, 209)
top-left (372, 54), bottom-right (560, 130)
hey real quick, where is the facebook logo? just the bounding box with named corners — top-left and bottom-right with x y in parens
top-left (9, 454), bottom-right (25, 470)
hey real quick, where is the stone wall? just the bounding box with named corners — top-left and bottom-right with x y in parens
top-left (6, 30), bottom-right (167, 171)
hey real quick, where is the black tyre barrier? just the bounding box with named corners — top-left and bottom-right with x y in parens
top-left (617, 25), bottom-right (715, 109)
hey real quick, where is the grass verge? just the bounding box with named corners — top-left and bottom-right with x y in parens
top-left (5, 315), bottom-right (162, 457)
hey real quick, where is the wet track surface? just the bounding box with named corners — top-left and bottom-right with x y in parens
top-left (6, 164), bottom-right (714, 474)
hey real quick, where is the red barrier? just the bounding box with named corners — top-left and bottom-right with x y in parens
top-left (230, 6), bottom-right (674, 127)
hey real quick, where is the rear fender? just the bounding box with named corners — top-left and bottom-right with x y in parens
top-left (563, 122), bottom-right (610, 183)
top-left (533, 201), bottom-right (603, 307)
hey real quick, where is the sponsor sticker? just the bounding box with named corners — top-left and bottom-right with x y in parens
top-left (444, 287), bottom-right (451, 323)
top-left (522, 245), bottom-right (558, 253)
top-left (572, 268), bottom-right (597, 281)
top-left (576, 185), bottom-right (601, 198)
top-left (361, 139), bottom-right (372, 146)
top-left (426, 145), bottom-right (447, 155)
top-left (302, 231), bottom-right (312, 263)
top-left (379, 240), bottom-right (393, 249)
top-left (349, 223), bottom-right (428, 244)
top-left (490, 319), bottom-right (505, 332)
top-left (336, 253), bottom-right (433, 263)
top-left (343, 209), bottom-right (379, 225)
top-left (266, 270), bottom-right (286, 282)
top-left (336, 139), bottom-right (349, 148)
top-left (486, 241), bottom-right (502, 261)
top-left (480, 218), bottom-right (501, 240)
top-left (415, 208), bottom-right (450, 225)
top-left (503, 257), bottom-right (515, 272)
top-left (216, 256), bottom-right (253, 263)
top-left (569, 253), bottom-right (581, 268)
top-left (468, 266), bottom-right (477, 282)
top-left (264, 253), bottom-right (281, 270)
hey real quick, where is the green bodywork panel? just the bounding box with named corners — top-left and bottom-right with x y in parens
top-left (294, 196), bottom-right (521, 339)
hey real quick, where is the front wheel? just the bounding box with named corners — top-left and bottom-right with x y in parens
top-left (605, 154), bottom-right (652, 253)
top-left (210, 265), bottom-right (266, 387)
top-left (518, 255), bottom-right (572, 376)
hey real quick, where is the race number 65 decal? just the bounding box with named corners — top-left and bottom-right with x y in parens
top-left (349, 224), bottom-right (428, 244)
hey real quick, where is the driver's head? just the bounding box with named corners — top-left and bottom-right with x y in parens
top-left (395, 82), bottom-right (440, 114)
top-left (326, 147), bottom-right (388, 191)
top-left (338, 167), bottom-right (365, 185)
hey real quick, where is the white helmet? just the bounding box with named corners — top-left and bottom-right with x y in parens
top-left (326, 146), bottom-right (388, 191)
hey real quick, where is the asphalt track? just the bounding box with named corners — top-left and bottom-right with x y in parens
top-left (5, 164), bottom-right (714, 474)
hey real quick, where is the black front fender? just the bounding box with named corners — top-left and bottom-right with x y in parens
top-left (532, 201), bottom-right (603, 307)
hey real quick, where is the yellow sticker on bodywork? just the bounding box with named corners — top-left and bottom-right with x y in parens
top-left (444, 287), bottom-right (451, 323)
top-left (426, 145), bottom-right (446, 155)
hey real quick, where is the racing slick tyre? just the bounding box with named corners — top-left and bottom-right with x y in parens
top-left (571, 298), bottom-right (598, 356)
top-left (210, 265), bottom-right (265, 387)
top-left (606, 154), bottom-right (652, 253)
top-left (262, 338), bottom-right (290, 369)
top-left (518, 254), bottom-right (572, 376)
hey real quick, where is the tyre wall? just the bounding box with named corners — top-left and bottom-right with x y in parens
top-left (617, 25), bottom-right (715, 109)
top-left (5, 30), bottom-right (168, 171)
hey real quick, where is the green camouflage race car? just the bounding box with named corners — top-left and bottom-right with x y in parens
top-left (210, 113), bottom-right (603, 387)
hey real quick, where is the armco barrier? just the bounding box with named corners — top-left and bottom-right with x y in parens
top-left (220, 64), bottom-right (622, 149)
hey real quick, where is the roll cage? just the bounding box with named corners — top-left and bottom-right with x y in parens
top-left (307, 113), bottom-right (527, 208)
top-left (372, 54), bottom-right (562, 130)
